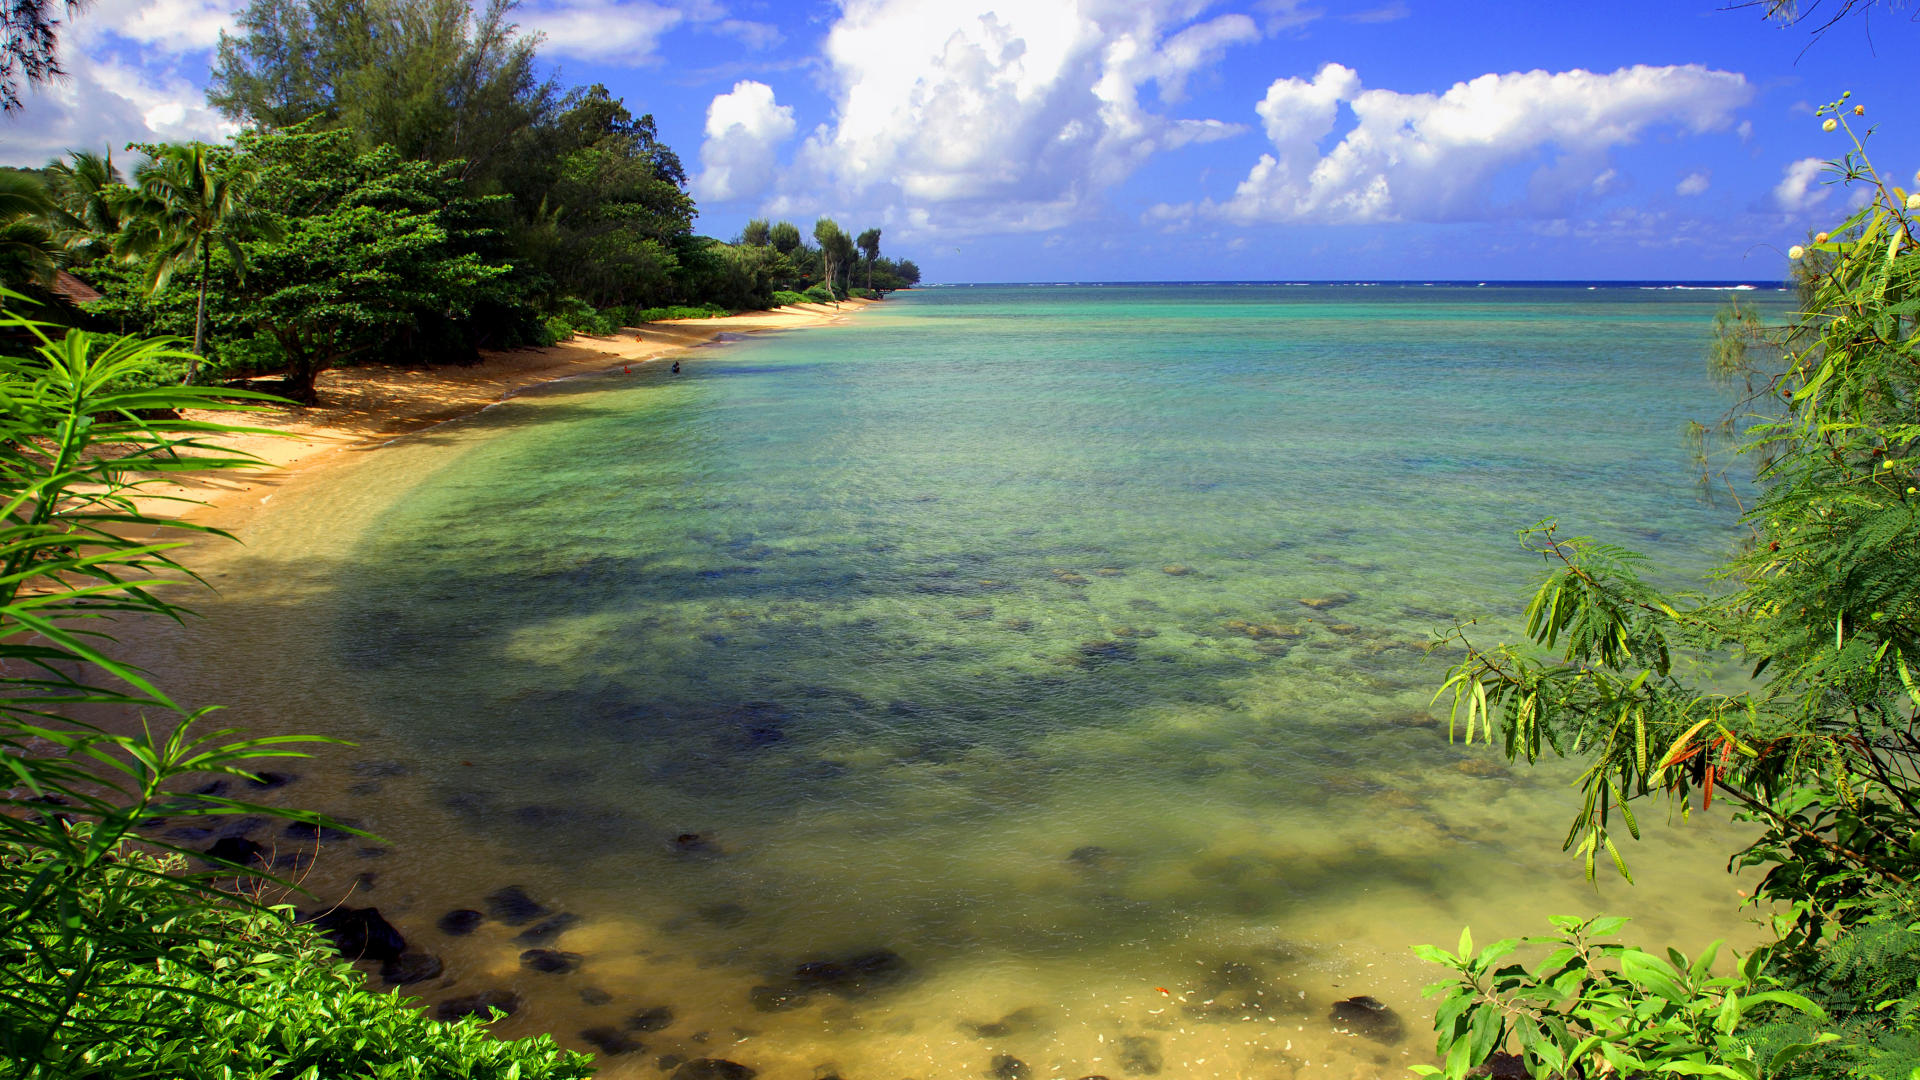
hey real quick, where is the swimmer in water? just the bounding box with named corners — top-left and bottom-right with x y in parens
top-left (671, 361), bottom-right (680, 374)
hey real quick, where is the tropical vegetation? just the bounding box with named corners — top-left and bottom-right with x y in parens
top-left (1418, 100), bottom-right (1920, 1080)
top-left (0, 303), bottom-right (592, 1077)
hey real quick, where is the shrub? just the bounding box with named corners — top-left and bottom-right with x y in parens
top-left (772, 290), bottom-right (810, 307)
top-left (801, 283), bottom-right (834, 304)
top-left (634, 303), bottom-right (729, 322)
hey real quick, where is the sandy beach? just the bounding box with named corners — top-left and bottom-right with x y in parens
top-left (134, 299), bottom-right (877, 527)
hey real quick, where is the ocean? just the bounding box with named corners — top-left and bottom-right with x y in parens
top-left (140, 283), bottom-right (1790, 1078)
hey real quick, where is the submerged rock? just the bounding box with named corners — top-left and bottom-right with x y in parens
top-left (486, 885), bottom-right (551, 926)
top-left (1161, 565), bottom-right (1193, 576)
top-left (580, 987), bottom-right (613, 1006)
top-left (670, 833), bottom-right (723, 857)
top-left (305, 906), bottom-right (406, 962)
top-left (627, 1006), bottom-right (675, 1032)
top-left (580, 1026), bottom-right (645, 1055)
top-left (1066, 846), bottom-right (1119, 872)
top-left (672, 1060), bottom-right (756, 1080)
top-left (244, 770), bottom-right (297, 790)
top-left (1329, 995), bottom-right (1405, 1044)
top-left (436, 989), bottom-right (519, 1022)
top-left (521, 948), bottom-right (584, 974)
top-left (956, 606), bottom-right (995, 620)
top-left (1117, 1035), bottom-right (1162, 1075)
top-left (792, 948), bottom-right (912, 996)
top-left (516, 913), bottom-right (583, 945)
top-left (380, 952), bottom-right (444, 985)
top-left (989, 1054), bottom-right (1030, 1080)
top-left (205, 836), bottom-right (266, 867)
top-left (1299, 592), bottom-right (1356, 610)
top-left (437, 908), bottom-right (484, 936)
top-left (1454, 757), bottom-right (1511, 780)
top-left (1075, 640), bottom-right (1135, 664)
top-left (964, 1006), bottom-right (1046, 1039)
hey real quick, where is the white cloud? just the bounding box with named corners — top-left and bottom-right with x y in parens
top-left (85, 0), bottom-right (242, 52)
top-left (714, 18), bottom-right (782, 51)
top-left (0, 49), bottom-right (236, 165)
top-left (521, 0), bottom-right (690, 64)
top-left (1208, 62), bottom-right (1752, 224)
top-left (1773, 157), bottom-right (1830, 212)
top-left (1676, 170), bottom-right (1710, 196)
top-left (783, 0), bottom-right (1261, 236)
top-left (694, 80), bottom-right (796, 203)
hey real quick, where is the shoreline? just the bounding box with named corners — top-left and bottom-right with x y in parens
top-left (134, 299), bottom-right (879, 528)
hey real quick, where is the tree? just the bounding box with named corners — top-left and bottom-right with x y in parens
top-left (811, 218), bottom-right (843, 297)
top-left (117, 143), bottom-right (281, 382)
top-left (43, 149), bottom-right (127, 266)
top-left (857, 227), bottom-right (881, 290)
top-left (829, 229), bottom-right (857, 297)
top-left (221, 128), bottom-right (519, 403)
top-left (0, 0), bottom-right (86, 112)
top-left (741, 218), bottom-right (770, 247)
top-left (1421, 97), bottom-right (1917, 1080)
top-left (209, 0), bottom-right (555, 184)
top-left (0, 171), bottom-right (59, 287)
top-left (768, 220), bottom-right (802, 257)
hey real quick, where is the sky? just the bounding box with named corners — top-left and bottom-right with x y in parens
top-left (5, 0), bottom-right (1917, 282)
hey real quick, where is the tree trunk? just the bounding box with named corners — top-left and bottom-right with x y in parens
top-left (186, 247), bottom-right (209, 385)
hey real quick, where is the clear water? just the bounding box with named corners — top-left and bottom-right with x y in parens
top-left (143, 284), bottom-right (1786, 1079)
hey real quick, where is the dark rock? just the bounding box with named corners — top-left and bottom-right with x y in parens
top-left (353, 871), bottom-right (379, 892)
top-left (1328, 996), bottom-right (1405, 1044)
top-left (580, 987), bottom-right (614, 1006)
top-left (1299, 592), bottom-right (1355, 610)
top-left (1471, 1052), bottom-right (1531, 1080)
top-left (244, 770), bottom-right (297, 790)
top-left (1117, 1035), bottom-right (1162, 1075)
top-left (272, 850), bottom-right (315, 872)
top-left (748, 985), bottom-right (810, 1012)
top-left (437, 908), bottom-right (484, 936)
top-left (284, 819), bottom-right (356, 843)
top-left (204, 836), bottom-right (266, 867)
top-left (627, 1006), bottom-right (675, 1032)
top-left (515, 913), bottom-right (583, 945)
top-left (521, 948), bottom-right (583, 974)
top-left (1066, 846), bottom-right (1117, 871)
top-left (169, 826), bottom-right (215, 843)
top-left (672, 1060), bottom-right (757, 1080)
top-left (580, 1026), bottom-right (645, 1055)
top-left (381, 952), bottom-right (444, 985)
top-left (989, 1054), bottom-right (1030, 1080)
top-left (214, 816), bottom-right (266, 839)
top-left (670, 833), bottom-right (722, 857)
top-left (351, 760), bottom-right (411, 778)
top-left (657, 1055), bottom-right (686, 1072)
top-left (791, 948), bottom-right (911, 996)
top-left (964, 1007), bottom-right (1045, 1038)
top-left (305, 906), bottom-right (406, 962)
top-left (436, 989), bottom-right (519, 1022)
top-left (486, 885), bottom-right (551, 926)
top-left (356, 846), bottom-right (389, 859)
top-left (1075, 640), bottom-right (1134, 663)
top-left (190, 779), bottom-right (229, 797)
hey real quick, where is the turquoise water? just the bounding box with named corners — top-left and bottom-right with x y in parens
top-left (155, 285), bottom-right (1786, 1079)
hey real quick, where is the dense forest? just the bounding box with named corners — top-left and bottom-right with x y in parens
top-left (0, 0), bottom-right (919, 402)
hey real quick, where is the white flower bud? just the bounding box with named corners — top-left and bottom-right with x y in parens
top-left (1822, 118), bottom-right (1838, 132)
top-left (1907, 193), bottom-right (1920, 211)
top-left (1788, 245), bottom-right (1806, 260)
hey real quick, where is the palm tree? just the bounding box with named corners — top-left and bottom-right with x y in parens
top-left (117, 143), bottom-right (281, 382)
top-left (0, 171), bottom-right (61, 288)
top-left (856, 228), bottom-right (880, 290)
top-left (44, 149), bottom-right (128, 266)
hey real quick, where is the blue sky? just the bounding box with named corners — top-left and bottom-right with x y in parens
top-left (8, 0), bottom-right (1916, 281)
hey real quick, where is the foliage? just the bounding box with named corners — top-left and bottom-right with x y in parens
top-left (1420, 98), bottom-right (1918, 1079)
top-left (209, 0), bottom-right (554, 185)
top-left (0, 171), bottom-right (58, 288)
top-left (0, 0), bottom-right (84, 112)
top-left (802, 282), bottom-right (835, 304)
top-left (634, 303), bottom-right (730, 323)
top-left (1417, 918), bottom-right (1835, 1080)
top-left (772, 289), bottom-right (810, 307)
top-left (0, 304), bottom-right (596, 1075)
top-left (42, 150), bottom-right (127, 267)
top-left (117, 142), bottom-right (282, 371)
top-left (0, 844), bottom-right (595, 1080)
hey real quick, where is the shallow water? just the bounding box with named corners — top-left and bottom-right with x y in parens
top-left (137, 285), bottom-right (1786, 1079)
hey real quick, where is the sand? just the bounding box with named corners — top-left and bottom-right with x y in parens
top-left (125, 300), bottom-right (877, 527)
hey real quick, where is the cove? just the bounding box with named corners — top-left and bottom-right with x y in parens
top-left (138, 284), bottom-right (1786, 1079)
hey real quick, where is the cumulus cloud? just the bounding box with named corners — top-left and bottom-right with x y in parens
top-left (521, 0), bottom-right (692, 64)
top-left (783, 0), bottom-right (1262, 235)
top-left (1197, 62), bottom-right (1751, 225)
top-left (1773, 157), bottom-right (1830, 212)
top-left (1676, 171), bottom-right (1710, 196)
top-left (86, 0), bottom-right (242, 52)
top-left (694, 80), bottom-right (796, 203)
top-left (0, 49), bottom-right (236, 165)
